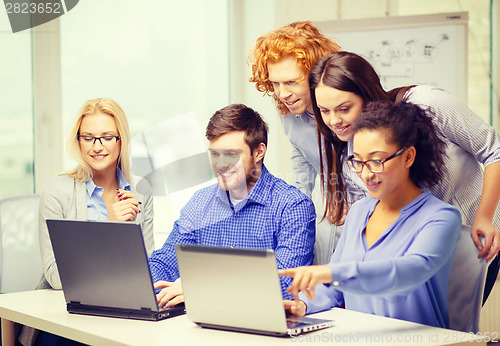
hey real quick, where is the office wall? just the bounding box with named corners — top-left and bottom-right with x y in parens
top-left (0, 13), bottom-right (34, 198)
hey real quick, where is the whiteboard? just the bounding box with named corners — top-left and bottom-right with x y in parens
top-left (316, 12), bottom-right (468, 102)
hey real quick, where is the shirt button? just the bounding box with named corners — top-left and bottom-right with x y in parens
top-left (231, 245), bottom-right (235, 248)
top-left (333, 281), bottom-right (339, 286)
top-left (234, 215), bottom-right (238, 219)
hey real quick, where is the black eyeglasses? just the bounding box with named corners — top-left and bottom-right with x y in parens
top-left (77, 135), bottom-right (121, 146)
top-left (347, 147), bottom-right (406, 173)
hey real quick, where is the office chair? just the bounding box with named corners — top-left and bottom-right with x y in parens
top-left (0, 194), bottom-right (42, 293)
top-left (447, 225), bottom-right (487, 333)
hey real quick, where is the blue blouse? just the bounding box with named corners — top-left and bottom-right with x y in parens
top-left (302, 191), bottom-right (461, 328)
top-left (85, 167), bottom-right (131, 220)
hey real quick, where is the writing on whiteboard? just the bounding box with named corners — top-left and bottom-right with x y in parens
top-left (329, 24), bottom-right (462, 98)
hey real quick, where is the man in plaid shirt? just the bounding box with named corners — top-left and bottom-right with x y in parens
top-left (149, 104), bottom-right (316, 307)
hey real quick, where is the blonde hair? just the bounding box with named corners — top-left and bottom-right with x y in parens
top-left (249, 21), bottom-right (341, 115)
top-left (64, 98), bottom-right (131, 183)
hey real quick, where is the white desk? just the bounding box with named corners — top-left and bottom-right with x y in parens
top-left (0, 290), bottom-right (486, 346)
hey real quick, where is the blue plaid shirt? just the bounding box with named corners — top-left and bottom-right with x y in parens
top-left (149, 165), bottom-right (316, 299)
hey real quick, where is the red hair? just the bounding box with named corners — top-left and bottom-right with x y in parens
top-left (249, 21), bottom-right (341, 115)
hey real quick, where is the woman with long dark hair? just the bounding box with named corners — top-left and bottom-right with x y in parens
top-left (308, 51), bottom-right (500, 301)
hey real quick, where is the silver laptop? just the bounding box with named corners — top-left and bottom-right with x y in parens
top-left (46, 219), bottom-right (185, 321)
top-left (175, 244), bottom-right (335, 337)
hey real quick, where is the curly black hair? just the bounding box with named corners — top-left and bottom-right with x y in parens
top-left (353, 100), bottom-right (447, 189)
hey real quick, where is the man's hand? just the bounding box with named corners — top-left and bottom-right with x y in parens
top-left (153, 281), bottom-right (184, 308)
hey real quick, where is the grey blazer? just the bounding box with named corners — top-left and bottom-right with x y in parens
top-left (38, 174), bottom-right (155, 289)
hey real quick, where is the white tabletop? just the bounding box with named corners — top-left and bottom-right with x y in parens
top-left (0, 290), bottom-right (485, 346)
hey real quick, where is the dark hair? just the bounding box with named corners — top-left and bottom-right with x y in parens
top-left (354, 101), bottom-right (447, 189)
top-left (206, 104), bottom-right (268, 154)
top-left (308, 51), bottom-right (388, 223)
top-left (387, 85), bottom-right (416, 104)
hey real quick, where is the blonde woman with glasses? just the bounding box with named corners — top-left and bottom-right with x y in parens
top-left (38, 98), bottom-right (154, 290)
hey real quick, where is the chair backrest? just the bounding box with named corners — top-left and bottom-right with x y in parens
top-left (447, 225), bottom-right (487, 333)
top-left (0, 194), bottom-right (42, 293)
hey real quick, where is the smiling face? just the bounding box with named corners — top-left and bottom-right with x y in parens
top-left (79, 112), bottom-right (121, 177)
top-left (267, 57), bottom-right (312, 115)
top-left (315, 82), bottom-right (364, 142)
top-left (208, 131), bottom-right (265, 200)
top-left (352, 129), bottom-right (412, 202)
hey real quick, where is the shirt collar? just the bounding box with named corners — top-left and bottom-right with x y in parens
top-left (215, 165), bottom-right (271, 207)
top-left (245, 165), bottom-right (270, 206)
top-left (116, 167), bottom-right (131, 190)
top-left (85, 167), bottom-right (131, 198)
top-left (85, 176), bottom-right (100, 199)
top-left (295, 111), bottom-right (316, 124)
top-left (400, 191), bottom-right (430, 213)
top-left (367, 191), bottom-right (430, 214)
top-left (347, 139), bottom-right (354, 156)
